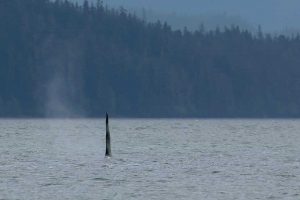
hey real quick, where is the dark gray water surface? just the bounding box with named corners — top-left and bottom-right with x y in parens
top-left (0, 119), bottom-right (300, 199)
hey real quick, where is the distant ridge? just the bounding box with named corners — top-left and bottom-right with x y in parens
top-left (0, 0), bottom-right (300, 118)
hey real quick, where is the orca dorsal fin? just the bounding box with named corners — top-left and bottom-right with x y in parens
top-left (105, 112), bottom-right (112, 157)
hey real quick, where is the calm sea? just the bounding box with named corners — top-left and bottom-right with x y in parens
top-left (0, 119), bottom-right (300, 199)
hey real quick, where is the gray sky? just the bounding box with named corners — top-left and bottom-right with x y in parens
top-left (73, 0), bottom-right (300, 32)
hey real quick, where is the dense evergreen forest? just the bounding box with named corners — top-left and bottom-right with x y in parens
top-left (1, 0), bottom-right (300, 117)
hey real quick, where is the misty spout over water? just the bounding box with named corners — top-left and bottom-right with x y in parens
top-left (37, 37), bottom-right (87, 118)
top-left (46, 74), bottom-right (77, 117)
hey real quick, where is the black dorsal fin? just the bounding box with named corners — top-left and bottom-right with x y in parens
top-left (105, 112), bottom-right (112, 157)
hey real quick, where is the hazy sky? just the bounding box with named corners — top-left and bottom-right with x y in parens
top-left (73, 0), bottom-right (300, 32)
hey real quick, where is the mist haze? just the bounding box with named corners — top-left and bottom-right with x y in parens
top-left (73, 0), bottom-right (300, 32)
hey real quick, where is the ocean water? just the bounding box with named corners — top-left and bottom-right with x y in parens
top-left (0, 119), bottom-right (300, 200)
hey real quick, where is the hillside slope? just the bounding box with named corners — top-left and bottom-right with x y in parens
top-left (0, 0), bottom-right (300, 117)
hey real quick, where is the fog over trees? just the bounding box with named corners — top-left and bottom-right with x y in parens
top-left (1, 0), bottom-right (300, 117)
top-left (77, 0), bottom-right (300, 33)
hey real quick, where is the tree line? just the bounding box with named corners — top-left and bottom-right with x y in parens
top-left (0, 0), bottom-right (300, 117)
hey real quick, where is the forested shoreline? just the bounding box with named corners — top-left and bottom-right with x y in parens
top-left (1, 0), bottom-right (300, 117)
